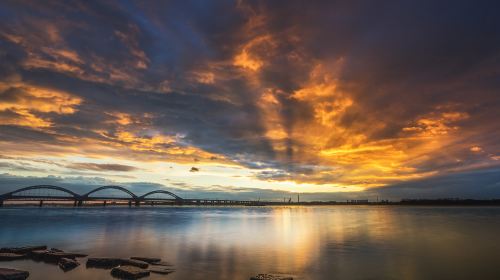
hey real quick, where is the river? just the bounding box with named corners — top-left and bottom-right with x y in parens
top-left (1, 206), bottom-right (500, 279)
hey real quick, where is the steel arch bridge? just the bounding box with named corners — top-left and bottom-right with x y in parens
top-left (0, 185), bottom-right (183, 206)
top-left (0, 185), bottom-right (257, 207)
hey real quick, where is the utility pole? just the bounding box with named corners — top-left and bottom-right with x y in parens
top-left (297, 193), bottom-right (300, 203)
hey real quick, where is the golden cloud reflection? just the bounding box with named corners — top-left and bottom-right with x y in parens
top-left (142, 207), bottom-right (406, 278)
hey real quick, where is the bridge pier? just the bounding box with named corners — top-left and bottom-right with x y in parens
top-left (39, 200), bottom-right (43, 207)
top-left (128, 200), bottom-right (132, 207)
top-left (103, 200), bottom-right (107, 207)
top-left (77, 200), bottom-right (83, 206)
top-left (135, 200), bottom-right (140, 207)
top-left (0, 200), bottom-right (3, 207)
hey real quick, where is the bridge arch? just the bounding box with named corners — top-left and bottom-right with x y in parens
top-left (0, 185), bottom-right (80, 199)
top-left (82, 185), bottom-right (137, 199)
top-left (139, 190), bottom-right (183, 200)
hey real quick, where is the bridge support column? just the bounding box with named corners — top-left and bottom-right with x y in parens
top-left (73, 200), bottom-right (77, 207)
top-left (103, 200), bottom-right (107, 207)
top-left (39, 200), bottom-right (43, 207)
top-left (0, 200), bottom-right (3, 207)
top-left (135, 200), bottom-right (140, 207)
top-left (77, 200), bottom-right (83, 206)
top-left (128, 200), bottom-right (132, 207)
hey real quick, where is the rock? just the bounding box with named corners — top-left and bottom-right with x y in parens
top-left (120, 259), bottom-right (148, 269)
top-left (130, 257), bottom-right (161, 264)
top-left (111, 266), bottom-right (150, 279)
top-left (151, 261), bottom-right (172, 267)
top-left (49, 248), bottom-right (64, 253)
top-left (86, 258), bottom-right (148, 269)
top-left (43, 252), bottom-right (87, 263)
top-left (58, 257), bottom-right (80, 271)
top-left (0, 245), bottom-right (46, 254)
top-left (86, 257), bottom-right (122, 268)
top-left (27, 250), bottom-right (48, 259)
top-left (28, 248), bottom-right (80, 261)
top-left (0, 253), bottom-right (25, 261)
top-left (149, 267), bottom-right (175, 275)
top-left (250, 274), bottom-right (293, 280)
top-left (0, 267), bottom-right (29, 280)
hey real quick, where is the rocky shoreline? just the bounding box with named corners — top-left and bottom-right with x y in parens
top-left (0, 245), bottom-right (293, 280)
top-left (0, 245), bottom-right (174, 279)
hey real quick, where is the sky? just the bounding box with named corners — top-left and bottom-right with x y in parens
top-left (0, 0), bottom-right (499, 201)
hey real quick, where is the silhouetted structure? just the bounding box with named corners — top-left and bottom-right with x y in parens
top-left (2, 186), bottom-right (500, 207)
top-left (0, 185), bottom-right (255, 206)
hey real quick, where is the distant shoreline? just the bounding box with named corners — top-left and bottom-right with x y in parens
top-left (2, 199), bottom-right (500, 207)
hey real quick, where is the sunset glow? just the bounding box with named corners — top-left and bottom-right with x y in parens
top-left (0, 1), bottom-right (499, 200)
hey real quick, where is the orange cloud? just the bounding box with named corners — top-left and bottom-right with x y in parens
top-left (403, 111), bottom-right (469, 136)
top-left (244, 59), bottom-right (482, 188)
top-left (0, 83), bottom-right (82, 128)
top-left (233, 35), bottom-right (275, 71)
top-left (105, 112), bottom-right (133, 126)
top-left (470, 146), bottom-right (482, 152)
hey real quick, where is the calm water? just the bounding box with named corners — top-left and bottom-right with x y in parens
top-left (1, 206), bottom-right (500, 280)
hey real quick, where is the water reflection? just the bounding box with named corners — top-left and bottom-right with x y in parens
top-left (1, 206), bottom-right (500, 279)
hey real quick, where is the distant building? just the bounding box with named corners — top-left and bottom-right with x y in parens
top-left (348, 199), bottom-right (369, 204)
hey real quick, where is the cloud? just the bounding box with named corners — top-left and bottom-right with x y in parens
top-left (0, 1), bottom-right (499, 196)
top-left (66, 163), bottom-right (138, 172)
top-left (0, 162), bottom-right (46, 172)
top-left (376, 167), bottom-right (500, 200)
top-left (0, 82), bottom-right (82, 128)
top-left (470, 146), bottom-right (483, 153)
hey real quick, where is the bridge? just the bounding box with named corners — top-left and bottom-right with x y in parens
top-left (0, 185), bottom-right (261, 207)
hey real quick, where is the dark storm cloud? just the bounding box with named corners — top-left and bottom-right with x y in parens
top-left (376, 167), bottom-right (500, 200)
top-left (0, 0), bottom-right (499, 194)
top-left (0, 125), bottom-right (58, 143)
